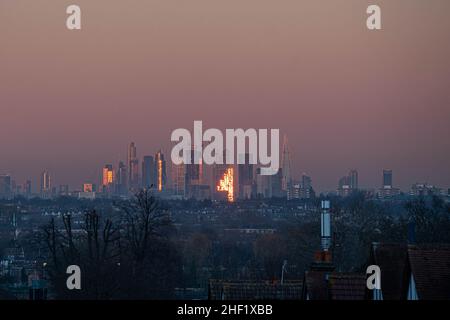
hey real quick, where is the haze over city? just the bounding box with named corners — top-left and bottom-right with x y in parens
top-left (1, 0), bottom-right (450, 192)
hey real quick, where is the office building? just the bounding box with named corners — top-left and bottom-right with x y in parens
top-left (128, 142), bottom-right (139, 190)
top-left (142, 155), bottom-right (155, 189)
top-left (281, 135), bottom-right (292, 191)
top-left (102, 164), bottom-right (114, 194)
top-left (378, 169), bottom-right (400, 199)
top-left (116, 161), bottom-right (127, 195)
top-left (0, 174), bottom-right (12, 199)
top-left (40, 171), bottom-right (51, 198)
top-left (337, 169), bottom-right (359, 197)
top-left (238, 153), bottom-right (254, 199)
top-left (155, 150), bottom-right (166, 192)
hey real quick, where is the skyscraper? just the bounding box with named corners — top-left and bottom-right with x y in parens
top-left (154, 150), bottom-right (166, 192)
top-left (287, 173), bottom-right (315, 200)
top-left (102, 164), bottom-right (114, 185)
top-left (238, 153), bottom-right (254, 199)
top-left (349, 169), bottom-right (358, 190)
top-left (256, 168), bottom-right (271, 198)
top-left (383, 169), bottom-right (392, 188)
top-left (171, 162), bottom-right (185, 197)
top-left (337, 169), bottom-right (358, 197)
top-left (217, 167), bottom-right (234, 202)
top-left (59, 184), bottom-right (70, 196)
top-left (116, 161), bottom-right (127, 195)
top-left (271, 168), bottom-right (284, 198)
top-left (281, 134), bottom-right (292, 191)
top-left (379, 169), bottom-right (399, 199)
top-left (0, 174), bottom-right (11, 199)
top-left (128, 142), bottom-right (139, 190)
top-left (102, 164), bottom-right (114, 193)
top-left (142, 155), bottom-right (155, 189)
top-left (24, 180), bottom-right (32, 197)
top-left (212, 150), bottom-right (231, 201)
top-left (185, 149), bottom-right (200, 182)
top-left (40, 170), bottom-right (51, 198)
top-left (301, 173), bottom-right (314, 199)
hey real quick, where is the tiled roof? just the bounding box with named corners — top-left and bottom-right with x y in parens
top-left (303, 271), bottom-right (329, 300)
top-left (408, 245), bottom-right (450, 300)
top-left (328, 273), bottom-right (366, 300)
top-left (209, 280), bottom-right (303, 300)
top-left (303, 271), bottom-right (366, 300)
top-left (370, 242), bottom-right (408, 300)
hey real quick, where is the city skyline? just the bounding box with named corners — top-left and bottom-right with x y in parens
top-left (0, 141), bottom-right (447, 196)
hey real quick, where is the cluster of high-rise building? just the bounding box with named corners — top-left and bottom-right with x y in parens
top-left (1, 140), bottom-right (449, 201)
top-left (93, 142), bottom-right (293, 201)
top-left (336, 168), bottom-right (398, 198)
top-left (0, 174), bottom-right (32, 200)
top-left (91, 143), bottom-right (168, 198)
top-left (337, 169), bottom-right (359, 197)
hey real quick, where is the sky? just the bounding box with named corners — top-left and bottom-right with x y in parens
top-left (1, 0), bottom-right (450, 192)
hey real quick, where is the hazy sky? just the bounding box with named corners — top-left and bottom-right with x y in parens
top-left (1, 0), bottom-right (449, 192)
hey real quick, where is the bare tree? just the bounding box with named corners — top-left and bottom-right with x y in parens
top-left (42, 210), bottom-right (121, 299)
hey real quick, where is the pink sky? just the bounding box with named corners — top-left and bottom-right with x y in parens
top-left (1, 0), bottom-right (449, 192)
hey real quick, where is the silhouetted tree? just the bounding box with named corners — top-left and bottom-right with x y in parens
top-left (40, 189), bottom-right (182, 299)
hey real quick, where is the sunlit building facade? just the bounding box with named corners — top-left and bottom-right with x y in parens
top-left (155, 150), bottom-right (166, 192)
top-left (217, 167), bottom-right (234, 202)
top-left (40, 170), bottom-right (51, 198)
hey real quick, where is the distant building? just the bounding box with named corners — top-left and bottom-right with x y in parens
top-left (378, 169), bottom-right (400, 199)
top-left (256, 167), bottom-right (273, 198)
top-left (288, 173), bottom-right (314, 200)
top-left (78, 191), bottom-right (95, 200)
top-left (171, 162), bottom-right (185, 198)
top-left (254, 168), bottom-right (283, 199)
top-left (59, 184), bottom-right (70, 196)
top-left (410, 183), bottom-right (441, 197)
top-left (116, 161), bottom-right (127, 195)
top-left (281, 135), bottom-right (292, 192)
top-left (349, 169), bottom-right (358, 189)
top-left (187, 184), bottom-right (211, 201)
top-left (40, 171), bottom-right (51, 198)
top-left (337, 169), bottom-right (358, 197)
top-left (142, 156), bottom-right (155, 189)
top-left (102, 164), bottom-right (114, 194)
top-left (271, 168), bottom-right (284, 198)
top-left (127, 142), bottom-right (139, 190)
top-left (383, 169), bottom-right (392, 188)
top-left (24, 180), bottom-right (32, 197)
top-left (83, 183), bottom-right (94, 193)
top-left (212, 151), bottom-right (231, 201)
top-left (155, 150), bottom-right (166, 192)
top-left (0, 174), bottom-right (12, 199)
top-left (185, 149), bottom-right (202, 198)
top-left (238, 153), bottom-right (254, 199)
top-left (216, 167), bottom-right (234, 202)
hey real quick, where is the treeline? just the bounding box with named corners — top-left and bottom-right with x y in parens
top-left (34, 189), bottom-right (182, 299)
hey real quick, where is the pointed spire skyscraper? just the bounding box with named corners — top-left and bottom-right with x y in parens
top-left (281, 134), bottom-right (292, 191)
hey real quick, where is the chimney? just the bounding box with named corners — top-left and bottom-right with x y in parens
top-left (310, 200), bottom-right (335, 273)
top-left (321, 200), bottom-right (331, 251)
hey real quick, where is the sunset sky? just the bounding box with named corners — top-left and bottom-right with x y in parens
top-left (1, 0), bottom-right (449, 192)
